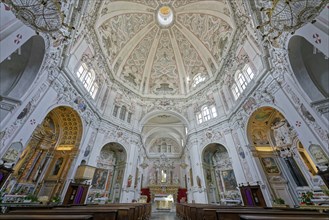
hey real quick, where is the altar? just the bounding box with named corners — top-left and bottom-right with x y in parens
top-left (154, 194), bottom-right (173, 210)
top-left (149, 185), bottom-right (179, 211)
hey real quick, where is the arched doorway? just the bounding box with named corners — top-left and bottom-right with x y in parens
top-left (202, 143), bottom-right (239, 204)
top-left (247, 106), bottom-right (324, 206)
top-left (3, 106), bottom-right (82, 203)
top-left (88, 142), bottom-right (127, 203)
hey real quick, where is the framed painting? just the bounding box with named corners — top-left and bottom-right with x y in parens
top-left (91, 168), bottom-right (108, 190)
top-left (222, 169), bottom-right (237, 191)
top-left (261, 157), bottom-right (280, 174)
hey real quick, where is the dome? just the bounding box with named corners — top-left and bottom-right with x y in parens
top-left (95, 0), bottom-right (236, 97)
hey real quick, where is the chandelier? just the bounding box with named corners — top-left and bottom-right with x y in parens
top-left (256, 0), bottom-right (327, 46)
top-left (2, 0), bottom-right (75, 40)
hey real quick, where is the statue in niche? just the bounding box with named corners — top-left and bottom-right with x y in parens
top-left (271, 118), bottom-right (293, 146)
top-left (149, 173), bottom-right (156, 185)
top-left (161, 170), bottom-right (167, 183)
top-left (52, 157), bottom-right (64, 176)
top-left (173, 175), bottom-right (180, 184)
top-left (197, 176), bottom-right (202, 188)
top-left (127, 175), bottom-right (133, 187)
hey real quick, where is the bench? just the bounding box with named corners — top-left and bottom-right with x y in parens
top-left (0, 214), bottom-right (93, 219)
top-left (9, 208), bottom-right (118, 220)
top-left (239, 214), bottom-right (329, 220)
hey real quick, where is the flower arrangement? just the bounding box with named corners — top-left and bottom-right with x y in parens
top-left (25, 194), bottom-right (39, 202)
top-left (50, 194), bottom-right (61, 203)
top-left (300, 191), bottom-right (313, 205)
top-left (273, 197), bottom-right (285, 205)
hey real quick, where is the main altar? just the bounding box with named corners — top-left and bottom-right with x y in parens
top-left (149, 185), bottom-right (179, 210)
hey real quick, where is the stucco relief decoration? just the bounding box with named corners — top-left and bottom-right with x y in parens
top-left (254, 89), bottom-right (275, 104)
top-left (242, 97), bottom-right (257, 114)
top-left (172, 26), bottom-right (208, 90)
top-left (1, 142), bottom-right (22, 163)
top-left (270, 118), bottom-right (294, 147)
top-left (1, 82), bottom-right (48, 148)
top-left (91, 0), bottom-right (239, 98)
top-left (252, 129), bottom-right (269, 145)
top-left (150, 137), bottom-right (181, 154)
top-left (212, 149), bottom-right (232, 170)
top-left (309, 145), bottom-right (329, 168)
top-left (177, 13), bottom-right (232, 62)
top-left (232, 131), bottom-right (253, 181)
top-left (260, 157), bottom-right (280, 174)
top-left (285, 85), bottom-right (329, 144)
top-left (74, 96), bottom-right (87, 112)
top-left (200, 128), bottom-right (225, 145)
top-left (150, 30), bottom-right (179, 95)
top-left (121, 27), bottom-right (159, 90)
top-left (98, 13), bottom-right (153, 65)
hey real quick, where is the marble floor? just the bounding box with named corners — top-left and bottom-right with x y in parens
top-left (150, 211), bottom-right (179, 220)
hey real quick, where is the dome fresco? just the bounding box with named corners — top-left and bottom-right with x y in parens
top-left (95, 0), bottom-right (235, 97)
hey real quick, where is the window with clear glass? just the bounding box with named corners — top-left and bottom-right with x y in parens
top-left (237, 72), bottom-right (247, 90)
top-left (245, 65), bottom-right (254, 81)
top-left (113, 105), bottom-right (119, 117)
top-left (76, 64), bottom-right (99, 99)
top-left (77, 65), bottom-right (86, 79)
top-left (119, 106), bottom-right (127, 120)
top-left (90, 82), bottom-right (99, 99)
top-left (202, 106), bottom-right (210, 121)
top-left (211, 106), bottom-right (217, 118)
top-left (232, 84), bottom-right (241, 100)
top-left (197, 112), bottom-right (203, 124)
top-left (192, 74), bottom-right (205, 87)
top-left (127, 112), bottom-right (132, 123)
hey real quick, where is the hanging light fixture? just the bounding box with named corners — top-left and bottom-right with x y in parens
top-left (256, 0), bottom-right (327, 46)
top-left (2, 0), bottom-right (75, 41)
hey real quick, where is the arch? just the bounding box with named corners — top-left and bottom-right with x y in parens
top-left (201, 143), bottom-right (239, 204)
top-left (6, 106), bottom-right (83, 201)
top-left (89, 142), bottom-right (127, 203)
top-left (0, 35), bottom-right (45, 100)
top-left (140, 110), bottom-right (189, 128)
top-left (288, 35), bottom-right (329, 101)
top-left (246, 106), bottom-right (318, 207)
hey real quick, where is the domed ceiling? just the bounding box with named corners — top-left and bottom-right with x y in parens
top-left (95, 0), bottom-right (236, 97)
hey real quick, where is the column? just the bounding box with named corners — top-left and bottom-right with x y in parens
top-left (188, 137), bottom-right (207, 203)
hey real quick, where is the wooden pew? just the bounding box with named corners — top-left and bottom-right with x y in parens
top-left (9, 203), bottom-right (151, 220)
top-left (85, 203), bottom-right (150, 220)
top-left (68, 204), bottom-right (136, 220)
top-left (8, 208), bottom-right (118, 220)
top-left (0, 214), bottom-right (93, 219)
top-left (239, 214), bottom-right (329, 220)
top-left (203, 208), bottom-right (328, 220)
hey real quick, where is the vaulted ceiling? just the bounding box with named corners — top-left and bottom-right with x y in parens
top-left (94, 0), bottom-right (236, 97)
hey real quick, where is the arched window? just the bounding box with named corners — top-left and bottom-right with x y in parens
top-left (113, 105), bottom-right (119, 117)
top-left (196, 105), bottom-right (218, 124)
top-left (192, 74), bottom-right (206, 88)
top-left (127, 112), bottom-right (132, 123)
top-left (211, 106), bottom-right (217, 118)
top-left (197, 112), bottom-right (203, 124)
top-left (76, 63), bottom-right (99, 99)
top-left (244, 65), bottom-right (254, 81)
top-left (119, 106), bottom-right (127, 120)
top-left (237, 72), bottom-right (247, 90)
top-left (202, 106), bottom-right (210, 121)
top-left (231, 84), bottom-right (241, 100)
top-left (231, 64), bottom-right (255, 100)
